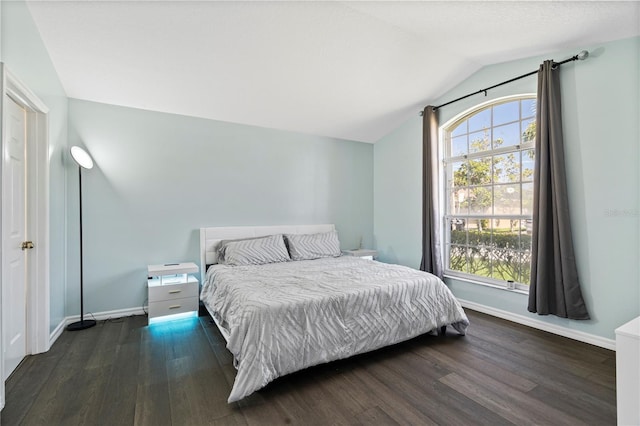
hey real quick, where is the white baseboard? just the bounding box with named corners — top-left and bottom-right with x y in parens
top-left (49, 319), bottom-right (66, 347)
top-left (458, 299), bottom-right (616, 351)
top-left (49, 307), bottom-right (147, 348)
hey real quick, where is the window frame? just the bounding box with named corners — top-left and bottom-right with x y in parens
top-left (439, 94), bottom-right (536, 292)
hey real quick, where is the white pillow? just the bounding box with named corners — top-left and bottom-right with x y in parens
top-left (221, 234), bottom-right (290, 266)
top-left (285, 230), bottom-right (341, 261)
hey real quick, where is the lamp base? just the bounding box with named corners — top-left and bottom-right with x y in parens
top-left (66, 319), bottom-right (97, 331)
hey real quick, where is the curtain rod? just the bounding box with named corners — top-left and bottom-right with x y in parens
top-left (420, 50), bottom-right (589, 115)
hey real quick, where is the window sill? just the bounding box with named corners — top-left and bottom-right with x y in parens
top-left (443, 273), bottom-right (529, 295)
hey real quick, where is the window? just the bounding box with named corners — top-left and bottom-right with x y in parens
top-left (443, 96), bottom-right (536, 290)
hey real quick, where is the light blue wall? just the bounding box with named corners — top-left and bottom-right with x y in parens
top-left (67, 99), bottom-right (373, 314)
top-left (373, 116), bottom-right (422, 267)
top-left (374, 36), bottom-right (640, 340)
top-left (2, 0), bottom-right (69, 333)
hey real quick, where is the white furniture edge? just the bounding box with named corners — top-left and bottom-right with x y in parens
top-left (148, 262), bottom-right (199, 276)
top-left (615, 315), bottom-right (640, 339)
top-left (458, 298), bottom-right (616, 350)
top-left (615, 316), bottom-right (640, 426)
top-left (199, 224), bottom-right (336, 343)
top-left (147, 274), bottom-right (199, 287)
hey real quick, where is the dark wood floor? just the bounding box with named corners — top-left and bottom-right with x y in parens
top-left (1, 309), bottom-right (616, 425)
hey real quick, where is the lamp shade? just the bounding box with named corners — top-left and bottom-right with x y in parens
top-left (70, 146), bottom-right (94, 169)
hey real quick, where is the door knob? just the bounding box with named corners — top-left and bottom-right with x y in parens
top-left (21, 241), bottom-right (34, 250)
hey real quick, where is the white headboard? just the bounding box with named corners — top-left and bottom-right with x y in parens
top-left (199, 224), bottom-right (335, 274)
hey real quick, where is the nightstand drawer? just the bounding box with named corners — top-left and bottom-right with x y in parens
top-left (148, 281), bottom-right (198, 303)
top-left (148, 297), bottom-right (199, 318)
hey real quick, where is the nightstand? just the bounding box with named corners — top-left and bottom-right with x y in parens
top-left (342, 249), bottom-right (378, 260)
top-left (147, 262), bottom-right (199, 324)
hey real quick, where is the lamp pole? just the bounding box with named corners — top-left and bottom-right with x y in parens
top-left (67, 147), bottom-right (96, 331)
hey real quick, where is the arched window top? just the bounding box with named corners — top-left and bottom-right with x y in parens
top-left (445, 96), bottom-right (536, 159)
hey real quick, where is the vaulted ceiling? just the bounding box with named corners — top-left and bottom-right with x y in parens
top-left (27, 1), bottom-right (640, 143)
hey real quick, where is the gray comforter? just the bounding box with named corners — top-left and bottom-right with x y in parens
top-left (201, 256), bottom-right (469, 403)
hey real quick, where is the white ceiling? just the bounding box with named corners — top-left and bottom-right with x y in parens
top-left (26, 1), bottom-right (640, 143)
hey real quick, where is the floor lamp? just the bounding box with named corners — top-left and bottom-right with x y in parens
top-left (67, 146), bottom-right (97, 331)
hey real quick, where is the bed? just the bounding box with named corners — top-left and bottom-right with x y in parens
top-left (199, 224), bottom-right (469, 403)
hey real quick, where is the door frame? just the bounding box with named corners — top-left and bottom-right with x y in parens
top-left (0, 64), bottom-right (50, 410)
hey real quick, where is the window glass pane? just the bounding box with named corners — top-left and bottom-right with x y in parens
top-left (493, 152), bottom-right (520, 183)
top-left (450, 188), bottom-right (468, 215)
top-left (469, 186), bottom-right (492, 215)
top-left (493, 101), bottom-right (519, 126)
top-left (468, 109), bottom-right (491, 132)
top-left (519, 220), bottom-right (533, 249)
top-left (508, 218), bottom-right (525, 240)
top-left (448, 245), bottom-right (468, 273)
top-left (522, 149), bottom-right (534, 181)
top-left (521, 118), bottom-right (536, 143)
top-left (470, 221), bottom-right (494, 278)
top-left (467, 219), bottom-right (489, 244)
top-left (494, 223), bottom-right (519, 250)
top-left (491, 247), bottom-right (520, 282)
top-left (492, 217), bottom-right (508, 235)
top-left (468, 156), bottom-right (492, 185)
top-left (468, 245), bottom-right (491, 278)
top-left (508, 218), bottom-right (522, 240)
top-left (451, 161), bottom-right (466, 187)
top-left (494, 184), bottom-right (520, 215)
top-left (451, 120), bottom-right (467, 137)
top-left (451, 135), bottom-right (467, 157)
top-left (521, 99), bottom-right (537, 119)
top-left (469, 130), bottom-right (490, 153)
top-left (519, 250), bottom-right (532, 285)
top-left (449, 218), bottom-right (467, 238)
top-left (492, 218), bottom-right (521, 282)
top-left (522, 182), bottom-right (534, 215)
top-left (493, 122), bottom-right (520, 149)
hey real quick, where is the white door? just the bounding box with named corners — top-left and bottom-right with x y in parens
top-left (2, 96), bottom-right (28, 380)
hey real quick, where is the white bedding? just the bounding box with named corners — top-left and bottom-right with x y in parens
top-left (200, 256), bottom-right (469, 403)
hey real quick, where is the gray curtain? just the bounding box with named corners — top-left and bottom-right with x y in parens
top-left (528, 61), bottom-right (590, 320)
top-left (420, 106), bottom-right (443, 278)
